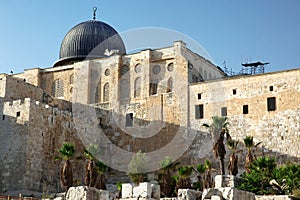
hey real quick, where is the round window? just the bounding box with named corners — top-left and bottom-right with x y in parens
top-left (153, 65), bottom-right (161, 74)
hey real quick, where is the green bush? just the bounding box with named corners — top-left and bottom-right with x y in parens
top-left (237, 156), bottom-right (300, 195)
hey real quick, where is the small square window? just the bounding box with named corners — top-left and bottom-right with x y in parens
top-left (232, 89), bottom-right (237, 95)
top-left (197, 93), bottom-right (202, 100)
top-left (195, 104), bottom-right (204, 119)
top-left (269, 86), bottom-right (273, 91)
top-left (267, 97), bottom-right (276, 111)
top-left (243, 105), bottom-right (249, 114)
top-left (221, 107), bottom-right (227, 116)
top-left (126, 113), bottom-right (133, 127)
top-left (16, 111), bottom-right (21, 117)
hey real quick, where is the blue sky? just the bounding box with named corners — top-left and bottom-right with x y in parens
top-left (0, 0), bottom-right (299, 74)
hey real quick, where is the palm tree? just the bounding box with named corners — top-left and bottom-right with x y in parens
top-left (203, 116), bottom-right (231, 175)
top-left (83, 145), bottom-right (98, 187)
top-left (83, 144), bottom-right (108, 189)
top-left (227, 140), bottom-right (241, 176)
top-left (174, 165), bottom-right (193, 193)
top-left (158, 156), bottom-right (180, 197)
top-left (55, 143), bottom-right (75, 192)
top-left (194, 163), bottom-right (206, 191)
top-left (244, 136), bottom-right (262, 173)
top-left (94, 160), bottom-right (107, 190)
top-left (204, 160), bottom-right (214, 188)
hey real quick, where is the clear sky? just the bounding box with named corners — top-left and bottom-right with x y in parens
top-left (0, 0), bottom-right (299, 74)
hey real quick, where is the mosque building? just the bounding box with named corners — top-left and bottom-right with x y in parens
top-left (0, 11), bottom-right (299, 193)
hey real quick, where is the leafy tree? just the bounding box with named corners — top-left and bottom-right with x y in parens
top-left (203, 116), bottom-right (231, 175)
top-left (227, 140), bottom-right (241, 176)
top-left (238, 156), bottom-right (277, 194)
top-left (273, 163), bottom-right (300, 195)
top-left (128, 150), bottom-right (148, 184)
top-left (55, 143), bottom-right (75, 192)
top-left (158, 156), bottom-right (179, 197)
top-left (244, 136), bottom-right (262, 173)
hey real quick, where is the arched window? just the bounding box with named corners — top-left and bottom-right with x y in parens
top-left (134, 77), bottom-right (141, 98)
top-left (103, 83), bottom-right (109, 102)
top-left (95, 81), bottom-right (101, 103)
top-left (51, 79), bottom-right (64, 98)
top-left (70, 74), bottom-right (74, 84)
top-left (167, 77), bottom-right (173, 93)
top-left (150, 79), bottom-right (158, 95)
top-left (120, 79), bottom-right (130, 99)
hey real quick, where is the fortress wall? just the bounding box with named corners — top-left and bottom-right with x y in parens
top-left (0, 97), bottom-right (85, 193)
top-left (190, 68), bottom-right (300, 161)
top-left (0, 75), bottom-right (44, 101)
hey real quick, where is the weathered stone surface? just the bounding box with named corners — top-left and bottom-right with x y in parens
top-left (202, 187), bottom-right (255, 200)
top-left (122, 183), bottom-right (134, 198)
top-left (65, 186), bottom-right (109, 200)
top-left (178, 188), bottom-right (202, 200)
top-left (133, 182), bottom-right (152, 198)
top-left (214, 175), bottom-right (240, 188)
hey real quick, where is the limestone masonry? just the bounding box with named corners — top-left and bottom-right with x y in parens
top-left (0, 17), bottom-right (299, 194)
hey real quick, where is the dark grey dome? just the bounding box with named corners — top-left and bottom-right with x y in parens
top-left (54, 20), bottom-right (126, 66)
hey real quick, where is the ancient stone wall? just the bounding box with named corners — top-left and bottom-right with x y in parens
top-left (190, 68), bottom-right (300, 163)
top-left (0, 97), bottom-right (86, 193)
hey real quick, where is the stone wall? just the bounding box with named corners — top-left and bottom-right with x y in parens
top-left (190, 68), bottom-right (300, 163)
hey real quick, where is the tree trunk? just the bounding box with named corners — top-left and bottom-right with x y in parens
top-left (60, 160), bottom-right (73, 191)
top-left (245, 151), bottom-right (253, 173)
top-left (220, 158), bottom-right (225, 175)
top-left (228, 154), bottom-right (238, 176)
top-left (85, 160), bottom-right (97, 187)
top-left (95, 174), bottom-right (106, 190)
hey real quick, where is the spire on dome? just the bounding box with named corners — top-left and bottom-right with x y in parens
top-left (93, 7), bottom-right (97, 20)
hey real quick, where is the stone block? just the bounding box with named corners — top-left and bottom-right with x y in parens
top-left (122, 183), bottom-right (134, 198)
top-left (214, 175), bottom-right (240, 188)
top-left (65, 186), bottom-right (109, 200)
top-left (211, 196), bottom-right (222, 200)
top-left (133, 182), bottom-right (152, 198)
top-left (178, 189), bottom-right (202, 200)
top-left (202, 187), bottom-right (255, 200)
top-left (151, 182), bottom-right (160, 199)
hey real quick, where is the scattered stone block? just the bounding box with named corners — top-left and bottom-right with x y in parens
top-left (178, 189), bottom-right (202, 200)
top-left (65, 186), bottom-right (109, 200)
top-left (122, 183), bottom-right (134, 198)
top-left (214, 175), bottom-right (240, 188)
top-left (133, 182), bottom-right (152, 198)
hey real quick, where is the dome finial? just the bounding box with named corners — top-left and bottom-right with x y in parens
top-left (93, 7), bottom-right (97, 20)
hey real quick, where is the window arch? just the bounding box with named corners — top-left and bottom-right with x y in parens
top-left (167, 77), bottom-right (173, 93)
top-left (95, 81), bottom-right (101, 103)
top-left (70, 74), bottom-right (74, 84)
top-left (150, 79), bottom-right (158, 95)
top-left (134, 77), bottom-right (141, 98)
top-left (103, 83), bottom-right (109, 102)
top-left (51, 79), bottom-right (64, 98)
